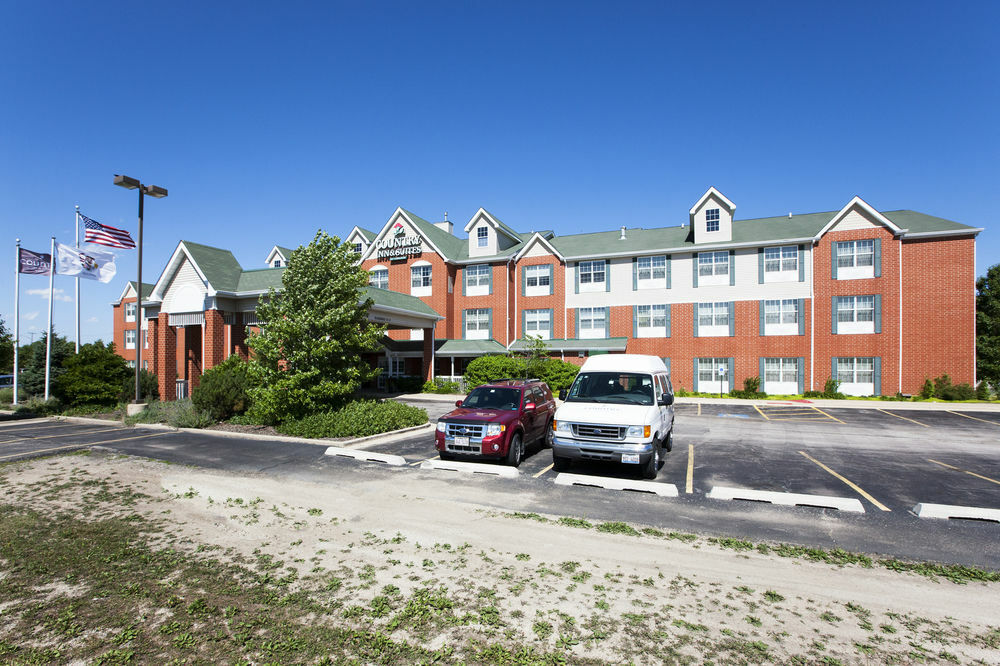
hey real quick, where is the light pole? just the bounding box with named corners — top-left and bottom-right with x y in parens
top-left (114, 174), bottom-right (167, 406)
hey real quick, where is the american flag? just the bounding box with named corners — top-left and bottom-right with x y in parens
top-left (82, 214), bottom-right (135, 249)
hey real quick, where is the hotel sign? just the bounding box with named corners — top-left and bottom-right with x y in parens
top-left (376, 223), bottom-right (423, 260)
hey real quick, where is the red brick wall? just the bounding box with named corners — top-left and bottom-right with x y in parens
top-left (362, 252), bottom-right (453, 340)
top-left (454, 262), bottom-right (513, 344)
top-left (515, 255), bottom-right (567, 339)
top-left (156, 313), bottom-right (177, 400)
top-left (204, 310), bottom-right (226, 370)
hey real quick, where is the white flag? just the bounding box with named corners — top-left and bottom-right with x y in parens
top-left (55, 242), bottom-right (117, 283)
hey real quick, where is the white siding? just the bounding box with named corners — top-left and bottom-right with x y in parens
top-left (830, 206), bottom-right (878, 232)
top-left (162, 258), bottom-right (208, 314)
top-left (692, 193), bottom-right (733, 244)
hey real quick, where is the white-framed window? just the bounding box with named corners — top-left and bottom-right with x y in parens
top-left (764, 299), bottom-right (799, 336)
top-left (142, 360), bottom-right (148, 370)
top-left (836, 240), bottom-right (875, 279)
top-left (144, 328), bottom-right (150, 349)
top-left (272, 259), bottom-right (282, 268)
top-left (697, 302), bottom-right (730, 337)
top-left (410, 263), bottom-right (432, 296)
top-left (836, 295), bottom-right (875, 334)
top-left (369, 267), bottom-right (389, 289)
top-left (697, 251), bottom-right (729, 286)
top-left (125, 329), bottom-right (137, 350)
top-left (389, 357), bottom-right (406, 376)
top-left (127, 360), bottom-right (136, 369)
top-left (125, 302), bottom-right (137, 322)
top-left (764, 357), bottom-right (799, 395)
top-left (578, 260), bottom-right (606, 292)
top-left (697, 357), bottom-right (731, 393)
top-left (352, 242), bottom-right (363, 255)
top-left (578, 307), bottom-right (606, 339)
top-left (477, 226), bottom-right (489, 248)
top-left (465, 308), bottom-right (490, 340)
top-left (636, 304), bottom-right (668, 337)
top-left (706, 208), bottom-right (720, 232)
top-left (636, 255), bottom-right (667, 289)
top-left (523, 309), bottom-right (552, 339)
top-left (524, 264), bottom-right (551, 296)
top-left (763, 246), bottom-right (798, 282)
top-left (465, 264), bottom-right (490, 296)
top-left (836, 357), bottom-right (876, 396)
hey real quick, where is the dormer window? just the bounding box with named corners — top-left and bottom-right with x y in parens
top-left (272, 259), bottom-right (282, 268)
top-left (706, 209), bottom-right (720, 232)
top-left (477, 226), bottom-right (488, 248)
top-left (352, 242), bottom-right (363, 255)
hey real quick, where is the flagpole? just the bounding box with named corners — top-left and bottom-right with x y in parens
top-left (74, 205), bottom-right (80, 354)
top-left (44, 236), bottom-right (55, 401)
top-left (13, 239), bottom-right (20, 406)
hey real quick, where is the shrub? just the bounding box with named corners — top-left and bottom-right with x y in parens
top-left (742, 376), bottom-right (761, 394)
top-left (803, 390), bottom-right (823, 398)
top-left (124, 399), bottom-right (213, 429)
top-left (55, 341), bottom-right (130, 407)
top-left (277, 399), bottom-right (428, 439)
top-left (819, 378), bottom-right (845, 399)
top-left (976, 381), bottom-right (991, 401)
top-left (920, 378), bottom-right (934, 400)
top-left (676, 386), bottom-right (689, 397)
top-left (933, 373), bottom-right (953, 399)
top-left (191, 356), bottom-right (252, 421)
top-left (124, 370), bottom-right (160, 403)
top-left (387, 375), bottom-right (424, 393)
top-left (463, 355), bottom-right (580, 393)
top-left (423, 378), bottom-right (461, 394)
top-left (14, 396), bottom-right (63, 417)
top-left (0, 387), bottom-right (27, 404)
top-left (930, 374), bottom-right (976, 401)
top-left (535, 358), bottom-right (580, 392)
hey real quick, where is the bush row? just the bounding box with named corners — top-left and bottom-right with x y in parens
top-left (462, 355), bottom-right (580, 392)
top-left (277, 399), bottom-right (428, 438)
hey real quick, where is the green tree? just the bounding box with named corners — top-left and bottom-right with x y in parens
top-left (518, 335), bottom-right (550, 379)
top-left (18, 333), bottom-right (75, 398)
top-left (977, 263), bottom-right (1000, 393)
top-left (192, 355), bottom-right (252, 421)
top-left (0, 315), bottom-right (12, 373)
top-left (246, 231), bottom-right (385, 423)
top-left (55, 340), bottom-right (130, 407)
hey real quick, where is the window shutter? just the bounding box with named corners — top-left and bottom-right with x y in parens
top-left (759, 300), bottom-right (765, 336)
top-left (729, 250), bottom-right (736, 286)
top-left (874, 294), bottom-right (882, 334)
top-left (692, 254), bottom-right (699, 288)
top-left (462, 267), bottom-right (467, 296)
top-left (487, 265), bottom-right (493, 295)
top-left (547, 264), bottom-right (554, 295)
top-left (662, 358), bottom-right (671, 376)
top-left (727, 358), bottom-right (735, 391)
top-left (832, 296), bottom-right (838, 334)
top-left (798, 298), bottom-right (805, 336)
top-left (797, 357), bottom-right (805, 394)
top-left (487, 309), bottom-right (493, 340)
top-left (693, 358), bottom-right (699, 393)
top-left (874, 357), bottom-right (882, 396)
top-left (547, 309), bottom-right (554, 338)
top-left (759, 357), bottom-right (765, 390)
top-left (831, 243), bottom-right (838, 279)
top-left (462, 310), bottom-right (467, 339)
top-left (832, 357), bottom-right (838, 383)
top-left (632, 257), bottom-right (638, 291)
top-left (798, 244), bottom-right (806, 282)
top-left (521, 309), bottom-right (526, 338)
top-left (574, 309), bottom-right (580, 338)
top-left (632, 305), bottom-right (638, 338)
top-left (605, 260), bottom-right (611, 292)
top-left (665, 304), bottom-right (671, 338)
top-left (758, 247), bottom-right (764, 284)
top-left (728, 301), bottom-right (736, 337)
top-left (693, 303), bottom-right (700, 338)
top-left (604, 307), bottom-right (610, 337)
top-left (666, 255), bottom-right (672, 289)
top-left (874, 238), bottom-right (882, 278)
top-left (574, 263), bottom-right (580, 294)
top-left (521, 265), bottom-right (527, 296)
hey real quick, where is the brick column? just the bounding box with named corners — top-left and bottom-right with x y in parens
top-left (157, 313), bottom-right (177, 401)
top-left (148, 317), bottom-right (159, 379)
top-left (185, 325), bottom-right (203, 390)
top-left (204, 310), bottom-right (226, 370)
top-left (422, 329), bottom-right (434, 382)
top-left (232, 313), bottom-right (248, 360)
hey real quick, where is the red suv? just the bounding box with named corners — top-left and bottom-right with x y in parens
top-left (435, 379), bottom-right (555, 467)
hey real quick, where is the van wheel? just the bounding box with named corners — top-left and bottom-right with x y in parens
top-left (506, 433), bottom-right (524, 468)
top-left (663, 429), bottom-right (673, 453)
top-left (642, 441), bottom-right (661, 480)
top-left (553, 455), bottom-right (571, 472)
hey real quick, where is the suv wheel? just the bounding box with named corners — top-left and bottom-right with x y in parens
top-left (542, 420), bottom-right (554, 448)
top-left (642, 440), bottom-right (661, 480)
top-left (506, 433), bottom-right (524, 467)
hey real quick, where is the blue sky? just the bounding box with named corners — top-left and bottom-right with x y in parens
top-left (2, 1), bottom-right (997, 345)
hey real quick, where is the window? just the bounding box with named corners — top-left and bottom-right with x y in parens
top-left (706, 208), bottom-right (720, 232)
top-left (697, 251), bottom-right (730, 286)
top-left (477, 226), bottom-right (489, 248)
top-left (272, 259), bottom-right (282, 268)
top-left (411, 264), bottom-right (432, 295)
top-left (837, 240), bottom-right (874, 268)
top-left (369, 267), bottom-right (389, 289)
top-left (578, 307), bottom-right (606, 339)
top-left (144, 328), bottom-right (150, 349)
top-left (389, 357), bottom-right (406, 375)
top-left (465, 308), bottom-right (490, 340)
top-left (524, 264), bottom-right (551, 296)
top-left (142, 360), bottom-right (148, 370)
top-left (836, 295), bottom-right (875, 334)
top-left (763, 246), bottom-right (798, 281)
top-left (127, 360), bottom-right (136, 369)
top-left (636, 255), bottom-right (667, 288)
top-left (125, 329), bottom-right (136, 350)
top-left (125, 302), bottom-right (137, 322)
top-left (352, 242), bottom-right (363, 255)
top-left (836, 357), bottom-right (877, 396)
top-left (523, 309), bottom-right (552, 339)
top-left (465, 264), bottom-right (490, 295)
top-left (763, 358), bottom-right (799, 394)
top-left (762, 298), bottom-right (799, 336)
top-left (635, 304), bottom-right (668, 337)
top-left (578, 260), bottom-right (606, 291)
top-left (697, 357), bottom-right (731, 392)
top-left (697, 302), bottom-right (730, 336)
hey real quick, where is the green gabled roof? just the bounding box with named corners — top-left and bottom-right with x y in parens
top-left (509, 337), bottom-right (628, 352)
top-left (882, 210), bottom-right (977, 235)
top-left (729, 211), bottom-right (837, 244)
top-left (355, 227), bottom-right (377, 242)
top-left (550, 227), bottom-right (689, 257)
top-left (276, 245), bottom-right (296, 258)
top-left (363, 286), bottom-right (441, 318)
top-left (437, 339), bottom-right (507, 355)
top-left (236, 267), bottom-right (285, 292)
top-left (181, 241), bottom-right (244, 292)
top-left (127, 281), bottom-right (155, 299)
top-left (482, 209), bottom-right (522, 242)
top-left (400, 208), bottom-right (467, 260)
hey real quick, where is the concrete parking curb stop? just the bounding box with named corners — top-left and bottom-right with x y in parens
top-left (707, 486), bottom-right (865, 513)
top-left (913, 503), bottom-right (1000, 522)
top-left (323, 446), bottom-right (406, 466)
top-left (554, 473), bottom-right (678, 496)
top-left (420, 459), bottom-right (519, 477)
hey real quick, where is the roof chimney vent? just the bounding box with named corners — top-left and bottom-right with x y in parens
top-left (620, 226), bottom-right (627, 240)
top-left (434, 212), bottom-right (454, 235)
top-left (788, 212), bottom-right (792, 219)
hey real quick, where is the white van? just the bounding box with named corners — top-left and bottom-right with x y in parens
top-left (552, 354), bottom-right (674, 479)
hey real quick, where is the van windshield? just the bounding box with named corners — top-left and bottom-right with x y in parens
top-left (565, 372), bottom-right (655, 405)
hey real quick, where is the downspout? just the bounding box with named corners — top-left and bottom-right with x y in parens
top-left (810, 242), bottom-right (815, 391)
top-left (898, 237), bottom-right (903, 394)
top-left (506, 256), bottom-right (515, 349)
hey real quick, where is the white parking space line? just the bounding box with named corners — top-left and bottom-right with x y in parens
top-left (706, 486), bottom-right (865, 513)
top-left (553, 473), bottom-right (678, 497)
top-left (420, 459), bottom-right (519, 478)
top-left (323, 446), bottom-right (406, 466)
top-left (913, 503), bottom-right (1000, 523)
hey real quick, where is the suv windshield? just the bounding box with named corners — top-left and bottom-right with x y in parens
top-left (565, 372), bottom-right (655, 405)
top-left (461, 386), bottom-right (521, 411)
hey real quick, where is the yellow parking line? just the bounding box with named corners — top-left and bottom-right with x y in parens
top-left (946, 410), bottom-right (1000, 426)
top-left (0, 426), bottom-right (122, 444)
top-left (767, 417), bottom-right (833, 421)
top-left (0, 431), bottom-right (170, 461)
top-left (798, 450), bottom-right (891, 511)
top-left (533, 463), bottom-right (554, 479)
top-left (876, 409), bottom-right (930, 428)
top-left (697, 403), bottom-right (702, 416)
top-left (753, 404), bottom-right (769, 420)
top-left (410, 456), bottom-right (436, 466)
top-left (686, 445), bottom-right (694, 493)
top-left (810, 407), bottom-right (845, 424)
top-left (928, 459), bottom-right (1000, 487)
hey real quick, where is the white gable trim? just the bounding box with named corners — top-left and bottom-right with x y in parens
top-left (149, 242), bottom-right (212, 303)
top-left (689, 187), bottom-right (736, 216)
top-left (463, 208), bottom-right (521, 243)
top-left (513, 232), bottom-right (565, 261)
top-left (264, 245), bottom-right (289, 266)
top-left (116, 282), bottom-right (137, 304)
top-left (814, 196), bottom-right (903, 239)
top-left (360, 207), bottom-right (447, 262)
top-left (346, 226), bottom-right (372, 244)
